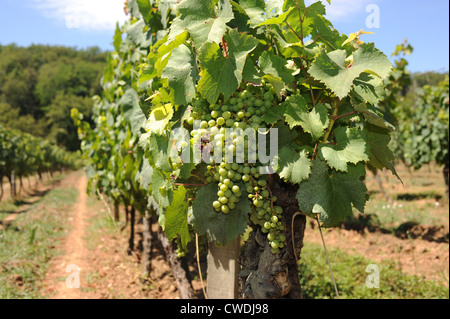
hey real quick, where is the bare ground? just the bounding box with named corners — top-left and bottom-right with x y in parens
top-left (40, 172), bottom-right (203, 299)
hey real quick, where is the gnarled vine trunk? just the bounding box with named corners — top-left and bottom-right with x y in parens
top-left (444, 163), bottom-right (449, 199)
top-left (127, 207), bottom-right (136, 255)
top-left (239, 177), bottom-right (306, 299)
top-left (157, 226), bottom-right (195, 299)
top-left (141, 214), bottom-right (153, 277)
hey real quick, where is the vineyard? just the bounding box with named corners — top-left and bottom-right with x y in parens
top-left (0, 0), bottom-right (449, 301)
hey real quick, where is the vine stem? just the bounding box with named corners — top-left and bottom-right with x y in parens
top-left (196, 233), bottom-right (208, 299)
top-left (96, 188), bottom-right (119, 231)
top-left (316, 218), bottom-right (340, 299)
top-left (322, 100), bottom-right (342, 143)
top-left (334, 110), bottom-right (358, 122)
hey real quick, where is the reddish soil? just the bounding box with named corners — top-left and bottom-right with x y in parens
top-left (304, 223), bottom-right (449, 284)
top-left (41, 173), bottom-right (203, 299)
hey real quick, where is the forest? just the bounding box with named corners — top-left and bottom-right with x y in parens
top-left (0, 45), bottom-right (107, 151)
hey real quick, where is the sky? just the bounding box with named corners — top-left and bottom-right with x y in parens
top-left (0, 0), bottom-right (448, 73)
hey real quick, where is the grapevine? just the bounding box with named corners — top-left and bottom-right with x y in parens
top-left (74, 0), bottom-right (398, 298)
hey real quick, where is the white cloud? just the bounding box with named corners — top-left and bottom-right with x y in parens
top-left (28, 0), bottom-right (128, 31)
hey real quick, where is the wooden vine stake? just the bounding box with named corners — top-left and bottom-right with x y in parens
top-left (206, 237), bottom-right (240, 299)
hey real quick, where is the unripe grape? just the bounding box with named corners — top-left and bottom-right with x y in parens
top-left (221, 205), bottom-right (230, 214)
top-left (211, 110), bottom-right (219, 119)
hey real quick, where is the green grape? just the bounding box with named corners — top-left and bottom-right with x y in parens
top-left (211, 110), bottom-right (219, 119)
top-left (271, 241), bottom-right (279, 250)
top-left (223, 111), bottom-right (232, 120)
top-left (219, 168), bottom-right (228, 176)
top-left (221, 205), bottom-right (230, 214)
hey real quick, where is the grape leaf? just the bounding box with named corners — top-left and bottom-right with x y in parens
top-left (165, 186), bottom-right (191, 248)
top-left (145, 103), bottom-right (174, 135)
top-left (161, 44), bottom-right (197, 106)
top-left (119, 89), bottom-right (147, 135)
top-left (262, 104), bottom-right (286, 124)
top-left (318, 126), bottom-right (369, 172)
top-left (151, 168), bottom-right (173, 208)
top-left (259, 51), bottom-right (294, 85)
top-left (365, 123), bottom-right (399, 177)
top-left (352, 72), bottom-right (386, 104)
top-left (171, 0), bottom-right (234, 48)
top-left (283, 95), bottom-right (329, 141)
top-left (296, 160), bottom-right (367, 228)
top-left (148, 134), bottom-right (172, 171)
top-left (308, 43), bottom-right (392, 99)
top-left (190, 183), bottom-right (250, 245)
top-left (278, 147), bottom-right (312, 184)
top-left (237, 0), bottom-right (266, 27)
top-left (136, 0), bottom-right (152, 24)
top-left (198, 30), bottom-right (259, 104)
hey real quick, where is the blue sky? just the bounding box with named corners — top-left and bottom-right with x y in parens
top-left (0, 0), bottom-right (448, 73)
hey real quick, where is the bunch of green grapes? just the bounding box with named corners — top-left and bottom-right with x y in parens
top-left (185, 85), bottom-right (286, 253)
top-left (175, 236), bottom-right (188, 258)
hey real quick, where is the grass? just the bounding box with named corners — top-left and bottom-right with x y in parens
top-left (350, 163), bottom-right (449, 232)
top-left (299, 243), bottom-right (449, 299)
top-left (0, 187), bottom-right (78, 299)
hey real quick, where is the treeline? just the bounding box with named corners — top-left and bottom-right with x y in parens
top-left (0, 44), bottom-right (108, 151)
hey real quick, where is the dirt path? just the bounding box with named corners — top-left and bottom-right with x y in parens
top-left (42, 173), bottom-right (89, 299)
top-left (40, 172), bottom-right (194, 299)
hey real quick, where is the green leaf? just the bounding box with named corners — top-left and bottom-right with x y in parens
top-left (278, 147), bottom-right (312, 184)
top-left (136, 0), bottom-right (152, 24)
top-left (151, 168), bottom-right (173, 208)
top-left (259, 51), bottom-right (294, 85)
top-left (171, 0), bottom-right (234, 48)
top-left (148, 134), bottom-right (172, 171)
top-left (365, 123), bottom-right (399, 177)
top-left (354, 104), bottom-right (394, 130)
top-left (238, 0), bottom-right (266, 27)
top-left (318, 126), bottom-right (369, 172)
top-left (283, 95), bottom-right (329, 141)
top-left (308, 43), bottom-right (393, 99)
top-left (256, 6), bottom-right (294, 26)
top-left (165, 186), bottom-right (191, 248)
top-left (190, 183), bottom-right (250, 245)
top-left (119, 89), bottom-right (147, 135)
top-left (161, 44), bottom-right (197, 106)
top-left (262, 104), bottom-right (286, 125)
top-left (352, 72), bottom-right (386, 104)
top-left (113, 23), bottom-right (122, 52)
top-left (198, 30), bottom-right (259, 104)
top-left (296, 160), bottom-right (367, 228)
top-left (145, 103), bottom-right (174, 135)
